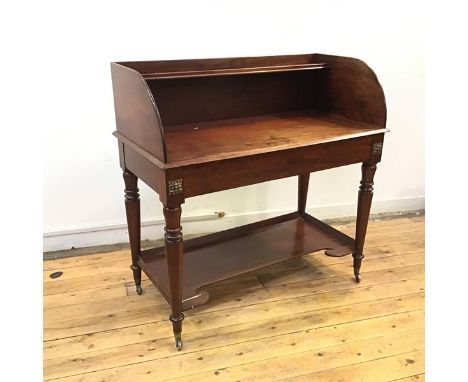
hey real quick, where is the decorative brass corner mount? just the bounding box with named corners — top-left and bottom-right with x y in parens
top-left (372, 142), bottom-right (383, 155)
top-left (168, 179), bottom-right (183, 195)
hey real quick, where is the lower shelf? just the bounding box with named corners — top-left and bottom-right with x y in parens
top-left (139, 212), bottom-right (354, 310)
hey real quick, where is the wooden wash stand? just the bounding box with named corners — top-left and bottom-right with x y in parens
top-left (110, 54), bottom-right (388, 350)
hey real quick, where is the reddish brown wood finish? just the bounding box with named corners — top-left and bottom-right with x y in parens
top-left (298, 173), bottom-right (310, 214)
top-left (118, 54), bottom-right (322, 75)
top-left (312, 54), bottom-right (387, 128)
top-left (151, 71), bottom-right (326, 126)
top-left (162, 205), bottom-right (184, 349)
top-left (166, 134), bottom-right (383, 199)
top-left (122, 170), bottom-right (142, 295)
top-left (111, 64), bottom-right (167, 162)
top-left (163, 111), bottom-right (382, 164)
top-left (118, 132), bottom-right (384, 202)
top-left (139, 212), bottom-right (354, 311)
top-left (141, 63), bottom-right (328, 79)
top-left (353, 162), bottom-right (378, 282)
top-left (111, 53), bottom-right (388, 349)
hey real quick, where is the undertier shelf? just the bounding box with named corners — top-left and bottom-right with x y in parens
top-left (138, 212), bottom-right (354, 310)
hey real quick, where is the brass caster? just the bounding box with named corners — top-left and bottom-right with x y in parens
top-left (136, 285), bottom-right (143, 295)
top-left (175, 333), bottom-right (183, 351)
top-left (355, 274), bottom-right (361, 283)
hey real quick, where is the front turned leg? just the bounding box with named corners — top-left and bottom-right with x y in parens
top-left (123, 170), bottom-right (142, 295)
top-left (163, 204), bottom-right (184, 350)
top-left (353, 163), bottom-right (377, 283)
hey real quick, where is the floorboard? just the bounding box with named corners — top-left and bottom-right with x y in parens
top-left (43, 217), bottom-right (425, 381)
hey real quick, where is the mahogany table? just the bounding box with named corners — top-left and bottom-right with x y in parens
top-left (110, 54), bottom-right (388, 350)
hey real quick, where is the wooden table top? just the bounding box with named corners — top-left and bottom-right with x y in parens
top-left (165, 110), bottom-right (385, 165)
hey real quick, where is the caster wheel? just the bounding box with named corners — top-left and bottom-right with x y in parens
top-left (174, 332), bottom-right (183, 351)
top-left (355, 274), bottom-right (361, 283)
top-left (136, 285), bottom-right (143, 295)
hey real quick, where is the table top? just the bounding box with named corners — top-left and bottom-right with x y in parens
top-left (164, 110), bottom-right (386, 165)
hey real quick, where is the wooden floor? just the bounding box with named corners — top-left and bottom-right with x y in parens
top-left (43, 216), bottom-right (425, 382)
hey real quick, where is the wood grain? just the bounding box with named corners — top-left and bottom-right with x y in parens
top-left (142, 63), bottom-right (329, 79)
top-left (111, 54), bottom-right (388, 346)
top-left (164, 111), bottom-right (383, 164)
top-left (139, 212), bottom-right (354, 309)
top-left (43, 217), bottom-right (424, 381)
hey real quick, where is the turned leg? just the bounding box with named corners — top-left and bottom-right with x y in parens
top-left (123, 170), bottom-right (142, 295)
top-left (298, 173), bottom-right (310, 215)
top-left (163, 204), bottom-right (184, 350)
top-left (354, 163), bottom-right (377, 282)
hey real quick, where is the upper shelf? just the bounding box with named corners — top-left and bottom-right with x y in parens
top-left (141, 63), bottom-right (329, 80)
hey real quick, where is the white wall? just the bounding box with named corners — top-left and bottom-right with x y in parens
top-left (43, 1), bottom-right (424, 251)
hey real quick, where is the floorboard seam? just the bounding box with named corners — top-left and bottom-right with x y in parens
top-left (44, 327), bottom-right (425, 381)
top-left (43, 277), bottom-right (425, 340)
